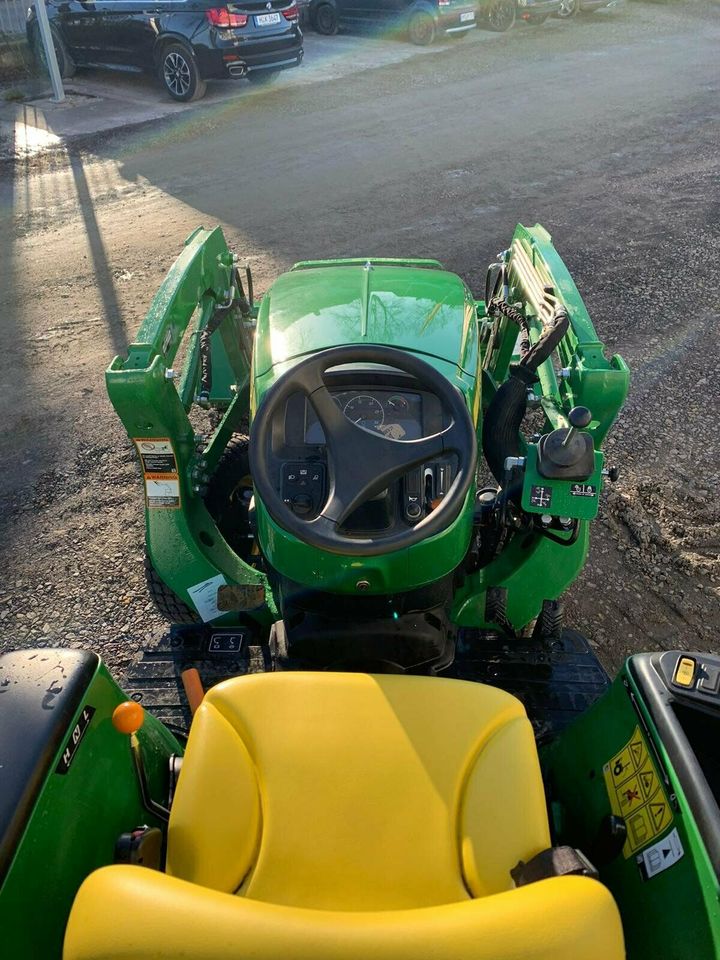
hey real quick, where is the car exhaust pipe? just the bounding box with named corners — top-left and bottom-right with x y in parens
top-left (227, 62), bottom-right (248, 77)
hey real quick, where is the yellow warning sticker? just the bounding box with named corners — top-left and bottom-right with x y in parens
top-left (603, 725), bottom-right (673, 857)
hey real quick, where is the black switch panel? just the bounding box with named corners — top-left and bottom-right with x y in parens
top-left (281, 462), bottom-right (325, 518)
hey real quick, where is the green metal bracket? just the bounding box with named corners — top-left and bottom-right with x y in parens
top-left (106, 226), bottom-right (273, 626)
top-left (483, 223), bottom-right (630, 448)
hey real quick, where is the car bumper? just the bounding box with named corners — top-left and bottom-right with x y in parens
top-left (516, 0), bottom-right (562, 14)
top-left (196, 33), bottom-right (303, 79)
top-left (437, 7), bottom-right (478, 32)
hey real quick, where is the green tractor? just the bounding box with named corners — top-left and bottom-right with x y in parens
top-left (1, 224), bottom-right (719, 960)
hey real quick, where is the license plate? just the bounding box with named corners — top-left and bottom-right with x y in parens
top-left (460, 10), bottom-right (475, 20)
top-left (255, 12), bottom-right (281, 24)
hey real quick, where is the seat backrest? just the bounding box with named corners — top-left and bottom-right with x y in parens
top-left (167, 673), bottom-right (550, 911)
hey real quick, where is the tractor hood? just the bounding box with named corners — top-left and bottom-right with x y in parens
top-left (253, 261), bottom-right (479, 382)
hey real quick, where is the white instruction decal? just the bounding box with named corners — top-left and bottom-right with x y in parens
top-left (638, 827), bottom-right (684, 879)
top-left (188, 574), bottom-right (226, 623)
top-left (145, 478), bottom-right (180, 509)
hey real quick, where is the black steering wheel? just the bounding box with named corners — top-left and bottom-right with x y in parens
top-left (249, 345), bottom-right (477, 556)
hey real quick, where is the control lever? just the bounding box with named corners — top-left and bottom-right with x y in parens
top-left (112, 701), bottom-right (169, 821)
top-left (536, 406), bottom-right (595, 481)
top-left (562, 406), bottom-right (592, 449)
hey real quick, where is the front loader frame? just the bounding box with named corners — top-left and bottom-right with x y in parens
top-left (107, 226), bottom-right (276, 627)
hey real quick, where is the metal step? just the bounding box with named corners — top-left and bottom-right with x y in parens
top-left (124, 626), bottom-right (609, 739)
top-left (448, 628), bottom-right (610, 740)
top-left (123, 626), bottom-right (271, 730)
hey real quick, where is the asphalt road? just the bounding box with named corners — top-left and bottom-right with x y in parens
top-left (0, 0), bottom-right (718, 679)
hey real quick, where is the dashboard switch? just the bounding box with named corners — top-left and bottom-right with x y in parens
top-left (404, 467), bottom-right (424, 524)
top-left (673, 656), bottom-right (696, 689)
top-left (281, 461), bottom-right (325, 518)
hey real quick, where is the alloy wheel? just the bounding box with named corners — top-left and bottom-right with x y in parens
top-left (556, 0), bottom-right (577, 16)
top-left (164, 52), bottom-right (191, 98)
top-left (488, 0), bottom-right (515, 30)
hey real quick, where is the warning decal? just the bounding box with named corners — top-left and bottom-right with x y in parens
top-left (637, 827), bottom-right (684, 880)
top-left (603, 725), bottom-right (673, 857)
top-left (133, 438), bottom-right (181, 509)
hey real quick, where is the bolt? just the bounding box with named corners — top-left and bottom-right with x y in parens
top-left (558, 368), bottom-right (571, 380)
top-left (540, 514), bottom-right (552, 526)
top-left (164, 368), bottom-right (178, 380)
top-left (356, 580), bottom-right (370, 591)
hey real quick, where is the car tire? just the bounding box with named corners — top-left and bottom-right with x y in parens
top-left (247, 69), bottom-right (280, 84)
top-left (144, 553), bottom-right (200, 624)
top-left (484, 0), bottom-right (517, 33)
top-left (32, 25), bottom-right (76, 80)
top-left (555, 0), bottom-right (578, 16)
top-left (485, 0), bottom-right (516, 30)
top-left (524, 12), bottom-right (548, 23)
top-left (313, 2), bottom-right (339, 34)
top-left (203, 435), bottom-right (256, 562)
top-left (159, 43), bottom-right (207, 102)
top-left (408, 10), bottom-right (436, 45)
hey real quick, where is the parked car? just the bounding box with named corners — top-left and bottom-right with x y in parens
top-left (475, 0), bottom-right (560, 29)
top-left (554, 0), bottom-right (617, 17)
top-left (26, 0), bottom-right (304, 102)
top-left (308, 0), bottom-right (477, 45)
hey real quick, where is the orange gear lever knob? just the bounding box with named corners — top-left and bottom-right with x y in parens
top-left (112, 700), bottom-right (145, 735)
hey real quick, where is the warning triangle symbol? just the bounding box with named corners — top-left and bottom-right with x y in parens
top-left (641, 770), bottom-right (654, 794)
top-left (650, 802), bottom-right (666, 828)
top-left (663, 847), bottom-right (672, 859)
top-left (630, 741), bottom-right (644, 765)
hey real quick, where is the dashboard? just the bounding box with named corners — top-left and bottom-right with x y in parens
top-left (274, 376), bottom-right (456, 532)
top-left (304, 389), bottom-right (423, 444)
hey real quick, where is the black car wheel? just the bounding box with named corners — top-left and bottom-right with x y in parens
top-left (160, 43), bottom-right (207, 102)
top-left (555, 0), bottom-right (578, 16)
top-left (314, 2), bottom-right (339, 34)
top-left (485, 0), bottom-right (516, 30)
top-left (408, 10), bottom-right (436, 45)
top-left (32, 25), bottom-right (76, 79)
top-left (524, 11), bottom-right (548, 23)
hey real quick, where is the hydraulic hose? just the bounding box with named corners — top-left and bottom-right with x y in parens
top-left (482, 303), bottom-right (569, 487)
top-left (198, 295), bottom-right (237, 404)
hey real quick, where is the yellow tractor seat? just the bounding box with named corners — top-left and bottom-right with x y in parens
top-left (64, 672), bottom-right (624, 960)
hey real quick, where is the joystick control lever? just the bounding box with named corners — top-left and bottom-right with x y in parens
top-left (562, 406), bottom-right (592, 448)
top-left (536, 406), bottom-right (595, 481)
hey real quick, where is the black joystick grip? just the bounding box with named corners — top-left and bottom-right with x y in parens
top-left (537, 405), bottom-right (595, 480)
top-left (568, 406), bottom-right (592, 429)
top-left (562, 406), bottom-right (592, 449)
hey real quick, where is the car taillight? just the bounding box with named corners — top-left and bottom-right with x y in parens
top-left (282, 3), bottom-right (299, 19)
top-left (206, 7), bottom-right (249, 27)
top-left (438, 0), bottom-right (451, 5)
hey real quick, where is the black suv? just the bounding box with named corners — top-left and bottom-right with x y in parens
top-left (308, 0), bottom-right (476, 45)
top-left (27, 0), bottom-right (304, 102)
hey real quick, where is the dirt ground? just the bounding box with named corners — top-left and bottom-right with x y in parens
top-left (0, 0), bottom-right (718, 682)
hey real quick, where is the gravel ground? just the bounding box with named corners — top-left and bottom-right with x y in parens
top-left (0, 0), bottom-right (718, 685)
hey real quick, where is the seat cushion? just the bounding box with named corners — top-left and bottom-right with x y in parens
top-left (64, 865), bottom-right (625, 960)
top-left (166, 672), bottom-right (550, 910)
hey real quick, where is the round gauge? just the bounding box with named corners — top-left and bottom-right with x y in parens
top-left (387, 394), bottom-right (409, 413)
top-left (343, 395), bottom-right (384, 431)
